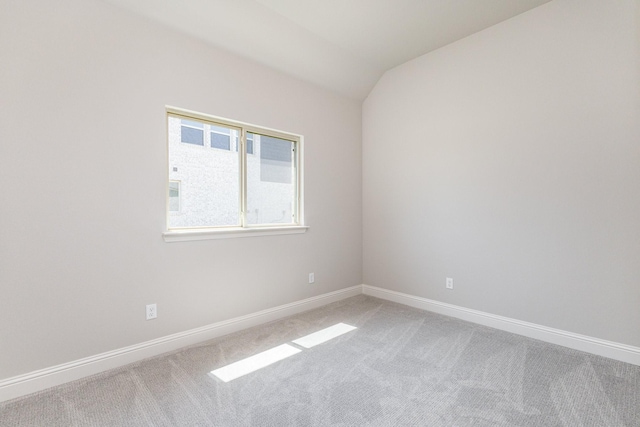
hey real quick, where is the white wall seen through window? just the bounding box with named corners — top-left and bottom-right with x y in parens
top-left (167, 109), bottom-right (301, 231)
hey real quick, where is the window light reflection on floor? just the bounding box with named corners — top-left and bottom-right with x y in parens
top-left (210, 323), bottom-right (357, 382)
top-left (211, 344), bottom-right (301, 382)
top-left (292, 322), bottom-right (357, 348)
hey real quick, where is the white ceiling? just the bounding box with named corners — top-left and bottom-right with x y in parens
top-left (102, 0), bottom-right (552, 99)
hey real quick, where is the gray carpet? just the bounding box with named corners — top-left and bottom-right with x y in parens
top-left (1, 295), bottom-right (639, 426)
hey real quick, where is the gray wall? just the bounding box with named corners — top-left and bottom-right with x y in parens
top-left (0, 0), bottom-right (362, 380)
top-left (2, 0), bottom-right (638, 386)
top-left (363, 0), bottom-right (640, 347)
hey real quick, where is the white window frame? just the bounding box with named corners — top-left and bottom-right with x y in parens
top-left (164, 106), bottom-right (307, 242)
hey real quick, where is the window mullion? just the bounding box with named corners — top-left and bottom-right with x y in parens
top-left (293, 145), bottom-right (298, 224)
top-left (239, 129), bottom-right (247, 227)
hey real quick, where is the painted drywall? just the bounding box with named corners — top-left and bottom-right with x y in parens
top-left (0, 0), bottom-right (362, 380)
top-left (363, 0), bottom-right (640, 347)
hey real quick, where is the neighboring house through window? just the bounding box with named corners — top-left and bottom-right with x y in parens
top-left (167, 108), bottom-right (302, 230)
top-left (180, 120), bottom-right (204, 146)
top-left (210, 124), bottom-right (232, 150)
top-left (168, 181), bottom-right (180, 212)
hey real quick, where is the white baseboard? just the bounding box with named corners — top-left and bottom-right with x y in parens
top-left (3, 284), bottom-right (638, 403)
top-left (362, 284), bottom-right (640, 366)
top-left (0, 285), bottom-right (362, 403)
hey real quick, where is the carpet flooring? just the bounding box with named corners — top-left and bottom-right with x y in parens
top-left (1, 295), bottom-right (639, 426)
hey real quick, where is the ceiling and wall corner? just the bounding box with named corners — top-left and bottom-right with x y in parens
top-left (99, 0), bottom-right (552, 99)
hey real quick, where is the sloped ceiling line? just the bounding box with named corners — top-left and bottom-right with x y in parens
top-left (100, 0), bottom-right (552, 100)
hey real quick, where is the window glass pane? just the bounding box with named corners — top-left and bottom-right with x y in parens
top-left (210, 124), bottom-right (229, 134)
top-left (181, 126), bottom-right (204, 145)
top-left (168, 181), bottom-right (180, 212)
top-left (247, 136), bottom-right (254, 155)
top-left (181, 119), bottom-right (204, 129)
top-left (246, 132), bottom-right (295, 225)
top-left (211, 132), bottom-right (231, 150)
top-left (168, 116), bottom-right (240, 228)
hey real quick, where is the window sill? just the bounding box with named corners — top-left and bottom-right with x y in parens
top-left (163, 225), bottom-right (309, 242)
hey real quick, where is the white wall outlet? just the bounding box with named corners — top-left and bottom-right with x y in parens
top-left (146, 303), bottom-right (157, 320)
top-left (308, 273), bottom-right (315, 284)
top-left (446, 278), bottom-right (454, 290)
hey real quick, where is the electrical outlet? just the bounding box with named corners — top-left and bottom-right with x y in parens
top-left (308, 273), bottom-right (315, 284)
top-left (146, 304), bottom-right (157, 320)
top-left (446, 278), bottom-right (454, 290)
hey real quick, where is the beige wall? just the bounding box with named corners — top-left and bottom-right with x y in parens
top-left (2, 0), bottom-right (638, 386)
top-left (363, 0), bottom-right (640, 347)
top-left (0, 0), bottom-right (362, 380)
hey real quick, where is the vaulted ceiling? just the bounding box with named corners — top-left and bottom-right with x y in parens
top-left (101, 0), bottom-right (552, 99)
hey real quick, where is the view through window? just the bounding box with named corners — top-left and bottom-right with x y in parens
top-left (167, 110), bottom-right (300, 230)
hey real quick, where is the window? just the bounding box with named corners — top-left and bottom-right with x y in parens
top-left (180, 120), bottom-right (204, 146)
top-left (238, 134), bottom-right (254, 155)
top-left (210, 124), bottom-right (232, 151)
top-left (247, 134), bottom-right (254, 155)
top-left (166, 107), bottom-right (304, 238)
top-left (168, 181), bottom-right (181, 212)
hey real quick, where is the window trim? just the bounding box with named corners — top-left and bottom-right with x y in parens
top-left (164, 106), bottom-right (306, 241)
top-left (162, 225), bottom-right (309, 242)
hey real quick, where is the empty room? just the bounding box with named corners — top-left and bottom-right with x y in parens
top-left (1, 0), bottom-right (639, 425)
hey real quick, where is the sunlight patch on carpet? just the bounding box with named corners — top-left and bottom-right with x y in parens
top-left (292, 323), bottom-right (357, 349)
top-left (211, 344), bottom-right (301, 382)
